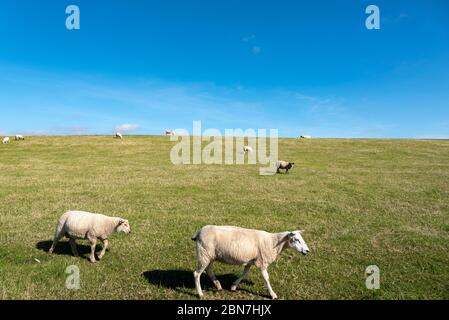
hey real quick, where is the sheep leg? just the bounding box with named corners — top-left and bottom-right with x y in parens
top-left (261, 268), bottom-right (278, 300)
top-left (49, 232), bottom-right (64, 254)
top-left (88, 237), bottom-right (97, 263)
top-left (193, 261), bottom-right (209, 298)
top-left (231, 264), bottom-right (252, 291)
top-left (98, 239), bottom-right (109, 260)
top-left (69, 238), bottom-right (79, 257)
top-left (205, 262), bottom-right (222, 291)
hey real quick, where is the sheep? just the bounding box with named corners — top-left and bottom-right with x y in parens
top-left (192, 225), bottom-right (309, 299)
top-left (2, 137), bottom-right (10, 144)
top-left (49, 210), bottom-right (131, 263)
top-left (243, 145), bottom-right (253, 153)
top-left (115, 132), bottom-right (123, 139)
top-left (15, 134), bottom-right (25, 141)
top-left (299, 135), bottom-right (311, 139)
top-left (276, 160), bottom-right (295, 174)
top-left (165, 130), bottom-right (175, 136)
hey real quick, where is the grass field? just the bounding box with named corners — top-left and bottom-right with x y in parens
top-left (0, 136), bottom-right (448, 300)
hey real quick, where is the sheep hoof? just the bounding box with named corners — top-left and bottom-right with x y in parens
top-left (271, 295), bottom-right (278, 300)
top-left (230, 286), bottom-right (237, 292)
top-left (197, 293), bottom-right (204, 299)
top-left (89, 258), bottom-right (97, 263)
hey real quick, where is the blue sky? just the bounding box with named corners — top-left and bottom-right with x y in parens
top-left (0, 0), bottom-right (448, 138)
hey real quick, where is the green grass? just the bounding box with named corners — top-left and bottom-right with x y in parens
top-left (0, 136), bottom-right (448, 299)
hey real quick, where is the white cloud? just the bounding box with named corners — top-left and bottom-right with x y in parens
top-left (252, 46), bottom-right (261, 55)
top-left (295, 93), bottom-right (318, 102)
top-left (242, 34), bottom-right (255, 42)
top-left (3, 64), bottom-right (389, 138)
top-left (114, 123), bottom-right (141, 133)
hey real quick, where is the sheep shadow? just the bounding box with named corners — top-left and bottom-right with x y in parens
top-left (142, 269), bottom-right (255, 297)
top-left (36, 240), bottom-right (104, 261)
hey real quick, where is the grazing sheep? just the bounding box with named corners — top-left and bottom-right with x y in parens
top-left (243, 145), bottom-right (253, 153)
top-left (165, 129), bottom-right (175, 136)
top-left (192, 225), bottom-right (309, 299)
top-left (276, 160), bottom-right (295, 174)
top-left (299, 135), bottom-right (311, 139)
top-left (15, 134), bottom-right (25, 141)
top-left (49, 210), bottom-right (131, 263)
top-left (2, 137), bottom-right (10, 144)
top-left (115, 132), bottom-right (123, 139)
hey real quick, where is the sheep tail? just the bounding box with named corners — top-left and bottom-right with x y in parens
top-left (53, 213), bottom-right (69, 240)
top-left (191, 230), bottom-right (200, 241)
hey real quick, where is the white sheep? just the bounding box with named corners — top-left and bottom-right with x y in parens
top-left (2, 137), bottom-right (10, 144)
top-left (49, 210), bottom-right (131, 263)
top-left (15, 134), bottom-right (25, 141)
top-left (115, 132), bottom-right (123, 139)
top-left (243, 145), bottom-right (253, 153)
top-left (191, 225), bottom-right (309, 299)
top-left (299, 135), bottom-right (311, 139)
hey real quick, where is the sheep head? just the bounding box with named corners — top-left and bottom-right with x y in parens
top-left (116, 219), bottom-right (131, 234)
top-left (285, 230), bottom-right (309, 255)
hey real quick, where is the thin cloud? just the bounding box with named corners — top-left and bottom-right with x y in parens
top-left (295, 93), bottom-right (318, 102)
top-left (382, 12), bottom-right (409, 24)
top-left (252, 46), bottom-right (261, 55)
top-left (114, 123), bottom-right (141, 133)
top-left (241, 34), bottom-right (255, 42)
top-left (2, 64), bottom-right (394, 138)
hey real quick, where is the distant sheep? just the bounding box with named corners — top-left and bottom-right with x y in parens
top-left (165, 130), bottom-right (176, 136)
top-left (49, 210), bottom-right (131, 263)
top-left (243, 146), bottom-right (253, 153)
top-left (192, 225), bottom-right (309, 299)
top-left (15, 135), bottom-right (25, 141)
top-left (2, 137), bottom-right (10, 144)
top-left (299, 135), bottom-right (311, 139)
top-left (276, 160), bottom-right (295, 174)
top-left (115, 132), bottom-right (123, 139)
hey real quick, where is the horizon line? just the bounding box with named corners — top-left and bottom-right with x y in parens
top-left (1, 134), bottom-right (448, 141)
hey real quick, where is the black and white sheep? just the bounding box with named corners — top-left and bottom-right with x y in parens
top-left (276, 161), bottom-right (295, 173)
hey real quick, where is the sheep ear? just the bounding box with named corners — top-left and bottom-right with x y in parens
top-left (119, 219), bottom-right (125, 225)
top-left (285, 232), bottom-right (295, 240)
